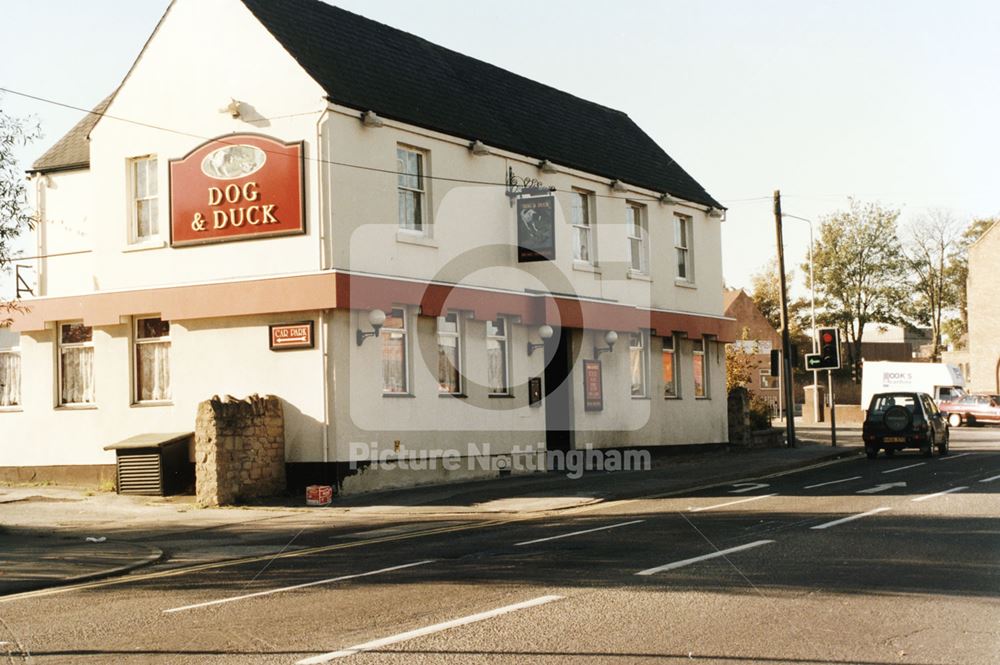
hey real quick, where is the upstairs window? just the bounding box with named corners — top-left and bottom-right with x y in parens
top-left (59, 322), bottom-right (95, 406)
top-left (397, 147), bottom-right (426, 233)
top-left (135, 317), bottom-right (171, 403)
top-left (675, 214), bottom-right (693, 282)
top-left (0, 343), bottom-right (20, 408)
top-left (130, 156), bottom-right (159, 242)
top-left (571, 189), bottom-right (593, 264)
top-left (626, 203), bottom-right (648, 274)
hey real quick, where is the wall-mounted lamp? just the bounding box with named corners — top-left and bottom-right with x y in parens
top-left (610, 179), bottom-right (628, 193)
top-left (538, 159), bottom-right (559, 174)
top-left (356, 308), bottom-right (387, 346)
top-left (220, 98), bottom-right (243, 119)
top-left (361, 110), bottom-right (384, 128)
top-left (659, 193), bottom-right (677, 205)
top-left (594, 330), bottom-right (618, 359)
top-left (527, 324), bottom-right (554, 356)
top-left (469, 140), bottom-right (491, 156)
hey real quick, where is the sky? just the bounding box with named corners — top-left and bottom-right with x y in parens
top-left (2, 0), bottom-right (999, 298)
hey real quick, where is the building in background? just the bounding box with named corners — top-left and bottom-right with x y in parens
top-left (3, 0), bottom-right (734, 492)
top-left (722, 289), bottom-right (781, 412)
top-left (967, 221), bottom-right (1000, 393)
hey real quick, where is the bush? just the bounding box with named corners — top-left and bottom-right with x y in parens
top-left (748, 393), bottom-right (773, 430)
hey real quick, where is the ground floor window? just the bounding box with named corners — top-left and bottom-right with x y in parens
top-left (629, 332), bottom-right (648, 397)
top-left (662, 336), bottom-right (677, 398)
top-left (693, 338), bottom-right (708, 398)
top-left (382, 308), bottom-right (409, 394)
top-left (437, 312), bottom-right (462, 394)
top-left (59, 322), bottom-right (95, 405)
top-left (135, 317), bottom-right (171, 402)
top-left (0, 349), bottom-right (20, 407)
top-left (486, 317), bottom-right (510, 395)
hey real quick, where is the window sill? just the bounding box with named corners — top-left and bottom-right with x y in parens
top-left (488, 393), bottom-right (515, 399)
top-left (674, 279), bottom-right (697, 289)
top-left (664, 395), bottom-right (681, 400)
top-left (382, 392), bottom-right (416, 398)
top-left (395, 230), bottom-right (438, 248)
top-left (572, 260), bottom-right (601, 274)
top-left (438, 392), bottom-right (468, 398)
top-left (626, 270), bottom-right (651, 282)
top-left (131, 401), bottom-right (173, 408)
top-left (55, 404), bottom-right (98, 411)
top-left (0, 407), bottom-right (23, 413)
top-left (631, 395), bottom-right (651, 401)
top-left (695, 396), bottom-right (711, 401)
top-left (123, 239), bottom-right (167, 253)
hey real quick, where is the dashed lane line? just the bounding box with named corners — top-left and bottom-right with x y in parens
top-left (912, 486), bottom-right (968, 502)
top-left (804, 476), bottom-right (862, 489)
top-left (635, 540), bottom-right (775, 575)
top-left (514, 520), bottom-right (644, 546)
top-left (810, 507), bottom-right (891, 530)
top-left (882, 463), bottom-right (925, 474)
top-left (688, 493), bottom-right (779, 512)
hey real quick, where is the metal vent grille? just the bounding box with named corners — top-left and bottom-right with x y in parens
top-left (116, 452), bottom-right (163, 495)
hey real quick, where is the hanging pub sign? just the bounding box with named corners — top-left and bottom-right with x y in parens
top-left (583, 359), bottom-right (604, 411)
top-left (170, 134), bottom-right (305, 247)
top-left (516, 196), bottom-right (555, 262)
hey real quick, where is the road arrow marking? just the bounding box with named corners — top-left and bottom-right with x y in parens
top-left (857, 482), bottom-right (907, 494)
top-left (729, 482), bottom-right (770, 494)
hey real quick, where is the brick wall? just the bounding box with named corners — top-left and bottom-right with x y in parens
top-left (195, 394), bottom-right (286, 506)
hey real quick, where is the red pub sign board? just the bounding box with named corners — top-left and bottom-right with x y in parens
top-left (170, 134), bottom-right (305, 247)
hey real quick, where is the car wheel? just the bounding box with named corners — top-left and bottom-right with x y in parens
top-left (922, 433), bottom-right (933, 458)
top-left (948, 413), bottom-right (962, 428)
top-left (885, 447), bottom-right (895, 457)
top-left (865, 445), bottom-right (878, 460)
top-left (938, 434), bottom-right (949, 456)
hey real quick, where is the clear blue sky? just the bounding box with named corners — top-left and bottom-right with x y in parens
top-left (2, 0), bottom-right (998, 297)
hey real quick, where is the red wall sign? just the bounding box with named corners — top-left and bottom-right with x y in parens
top-left (170, 134), bottom-right (305, 247)
top-left (269, 321), bottom-right (315, 350)
top-left (583, 359), bottom-right (604, 411)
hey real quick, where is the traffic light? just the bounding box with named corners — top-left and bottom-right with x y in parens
top-left (816, 327), bottom-right (841, 370)
top-left (770, 349), bottom-right (780, 376)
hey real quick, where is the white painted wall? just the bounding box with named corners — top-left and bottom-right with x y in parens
top-left (30, 169), bottom-right (94, 296)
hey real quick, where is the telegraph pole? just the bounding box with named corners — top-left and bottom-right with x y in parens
top-left (773, 190), bottom-right (796, 447)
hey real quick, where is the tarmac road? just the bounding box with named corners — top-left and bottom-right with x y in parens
top-left (1, 428), bottom-right (998, 664)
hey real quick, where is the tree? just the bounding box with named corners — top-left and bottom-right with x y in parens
top-left (0, 101), bottom-right (39, 326)
top-left (942, 215), bottom-right (998, 348)
top-left (810, 199), bottom-right (907, 382)
top-left (749, 258), bottom-right (809, 339)
top-left (726, 327), bottom-right (757, 393)
top-left (900, 210), bottom-right (964, 361)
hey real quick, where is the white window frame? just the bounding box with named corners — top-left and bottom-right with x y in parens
top-left (486, 316), bottom-right (511, 396)
top-left (381, 307), bottom-right (410, 395)
top-left (759, 368), bottom-right (778, 389)
top-left (134, 316), bottom-right (171, 404)
top-left (58, 322), bottom-right (95, 407)
top-left (629, 331), bottom-right (649, 398)
top-left (626, 202), bottom-right (648, 275)
top-left (128, 155), bottom-right (159, 244)
top-left (675, 214), bottom-right (694, 283)
top-left (662, 335), bottom-right (678, 398)
top-left (436, 311), bottom-right (463, 395)
top-left (571, 188), bottom-right (595, 265)
top-left (693, 337), bottom-right (709, 399)
top-left (397, 145), bottom-right (428, 235)
top-left (0, 343), bottom-right (21, 409)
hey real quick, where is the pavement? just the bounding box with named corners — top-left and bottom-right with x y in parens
top-left (0, 425), bottom-right (859, 597)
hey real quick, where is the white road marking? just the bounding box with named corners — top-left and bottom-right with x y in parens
top-left (979, 474), bottom-right (1000, 483)
top-left (939, 452), bottom-right (975, 461)
top-left (514, 520), bottom-right (644, 546)
top-left (912, 486), bottom-right (968, 502)
top-left (882, 463), bottom-right (925, 474)
top-left (810, 507), bottom-right (891, 530)
top-left (295, 595), bottom-right (564, 663)
top-left (804, 476), bottom-right (862, 489)
top-left (635, 540), bottom-right (775, 576)
top-left (857, 482), bottom-right (906, 494)
top-left (164, 560), bottom-right (434, 613)
top-left (688, 493), bottom-right (779, 512)
top-left (729, 482), bottom-right (770, 494)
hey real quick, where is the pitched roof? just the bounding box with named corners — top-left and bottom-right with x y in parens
top-left (29, 95), bottom-right (113, 174)
top-left (240, 0), bottom-right (722, 209)
top-left (722, 288), bottom-right (745, 313)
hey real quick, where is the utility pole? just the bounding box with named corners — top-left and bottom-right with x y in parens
top-left (773, 190), bottom-right (796, 447)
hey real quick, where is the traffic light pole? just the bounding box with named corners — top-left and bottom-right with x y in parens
top-left (828, 369), bottom-right (837, 446)
top-left (773, 190), bottom-right (796, 448)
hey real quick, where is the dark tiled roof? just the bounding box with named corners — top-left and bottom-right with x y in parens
top-left (29, 95), bottom-right (113, 173)
top-left (241, 0), bottom-right (722, 209)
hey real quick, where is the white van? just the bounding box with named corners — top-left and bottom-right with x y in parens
top-left (861, 361), bottom-right (966, 410)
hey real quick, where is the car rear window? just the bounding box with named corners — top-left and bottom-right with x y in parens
top-left (870, 394), bottom-right (918, 414)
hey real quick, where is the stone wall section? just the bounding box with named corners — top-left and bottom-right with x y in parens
top-left (195, 394), bottom-right (285, 506)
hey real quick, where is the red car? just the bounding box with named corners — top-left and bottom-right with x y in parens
top-left (939, 394), bottom-right (1000, 427)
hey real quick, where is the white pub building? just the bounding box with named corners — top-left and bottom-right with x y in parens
top-left (2, 0), bottom-right (735, 493)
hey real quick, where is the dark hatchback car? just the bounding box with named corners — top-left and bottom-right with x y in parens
top-left (939, 394), bottom-right (1000, 427)
top-left (863, 392), bottom-right (950, 459)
